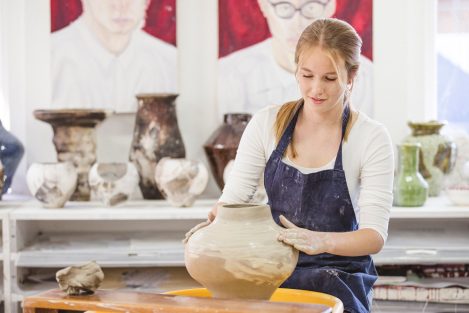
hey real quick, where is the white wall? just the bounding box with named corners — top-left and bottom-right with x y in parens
top-left (2, 0), bottom-right (437, 197)
top-left (374, 0), bottom-right (437, 145)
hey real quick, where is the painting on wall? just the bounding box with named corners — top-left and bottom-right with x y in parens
top-left (50, 0), bottom-right (177, 113)
top-left (218, 0), bottom-right (373, 116)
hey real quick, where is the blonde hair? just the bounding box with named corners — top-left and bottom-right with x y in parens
top-left (274, 18), bottom-right (362, 157)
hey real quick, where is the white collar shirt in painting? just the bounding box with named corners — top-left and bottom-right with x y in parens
top-left (51, 16), bottom-right (177, 112)
top-left (218, 38), bottom-right (373, 117)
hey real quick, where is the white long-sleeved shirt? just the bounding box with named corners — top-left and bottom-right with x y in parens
top-left (220, 104), bottom-right (394, 241)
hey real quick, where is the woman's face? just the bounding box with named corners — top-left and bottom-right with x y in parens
top-left (259, 0), bottom-right (337, 56)
top-left (83, 0), bottom-right (148, 35)
top-left (296, 47), bottom-right (349, 112)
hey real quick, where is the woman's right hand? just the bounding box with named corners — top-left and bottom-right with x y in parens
top-left (182, 202), bottom-right (223, 244)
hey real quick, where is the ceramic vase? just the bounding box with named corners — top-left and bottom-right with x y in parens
top-left (185, 203), bottom-right (299, 299)
top-left (154, 157), bottom-right (209, 207)
top-left (204, 113), bottom-right (251, 190)
top-left (88, 162), bottom-right (139, 206)
top-left (403, 121), bottom-right (457, 196)
top-left (34, 109), bottom-right (108, 201)
top-left (129, 93), bottom-right (186, 199)
top-left (0, 119), bottom-right (25, 194)
top-left (26, 162), bottom-right (78, 208)
top-left (393, 143), bottom-right (429, 207)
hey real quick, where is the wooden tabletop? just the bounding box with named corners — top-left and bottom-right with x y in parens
top-left (23, 289), bottom-right (331, 313)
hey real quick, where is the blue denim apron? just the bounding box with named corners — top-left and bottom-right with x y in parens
top-left (264, 102), bottom-right (377, 313)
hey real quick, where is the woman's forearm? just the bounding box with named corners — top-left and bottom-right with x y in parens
top-left (323, 228), bottom-right (384, 256)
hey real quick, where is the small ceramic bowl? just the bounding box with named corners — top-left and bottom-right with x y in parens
top-left (446, 187), bottom-right (469, 206)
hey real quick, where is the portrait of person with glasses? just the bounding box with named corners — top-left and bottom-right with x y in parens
top-left (218, 0), bottom-right (373, 117)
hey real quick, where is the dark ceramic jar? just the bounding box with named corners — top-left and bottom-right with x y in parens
top-left (204, 113), bottom-right (251, 190)
top-left (129, 93), bottom-right (186, 199)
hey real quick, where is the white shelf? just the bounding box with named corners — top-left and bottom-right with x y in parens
top-left (391, 196), bottom-right (469, 218)
top-left (15, 232), bottom-right (186, 268)
top-left (374, 248), bottom-right (469, 265)
top-left (3, 196), bottom-right (468, 220)
top-left (8, 199), bottom-right (214, 220)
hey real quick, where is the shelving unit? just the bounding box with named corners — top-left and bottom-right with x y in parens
top-left (374, 197), bottom-right (469, 265)
top-left (0, 196), bottom-right (467, 312)
top-left (2, 198), bottom-right (211, 313)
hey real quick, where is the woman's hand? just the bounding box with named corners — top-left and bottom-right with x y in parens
top-left (182, 219), bottom-right (211, 244)
top-left (277, 215), bottom-right (331, 255)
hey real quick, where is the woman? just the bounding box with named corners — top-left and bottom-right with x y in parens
top-left (187, 18), bottom-right (394, 313)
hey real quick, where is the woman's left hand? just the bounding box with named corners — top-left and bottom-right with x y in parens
top-left (278, 215), bottom-right (331, 255)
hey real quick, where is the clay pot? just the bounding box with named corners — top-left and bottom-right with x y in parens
top-left (88, 162), bottom-right (139, 206)
top-left (26, 162), bottom-right (78, 208)
top-left (404, 121), bottom-right (457, 196)
top-left (185, 203), bottom-right (298, 300)
top-left (204, 113), bottom-right (251, 190)
top-left (129, 93), bottom-right (185, 199)
top-left (154, 157), bottom-right (209, 207)
top-left (33, 109), bottom-right (108, 201)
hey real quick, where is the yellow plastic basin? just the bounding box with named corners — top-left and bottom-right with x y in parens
top-left (165, 287), bottom-right (344, 313)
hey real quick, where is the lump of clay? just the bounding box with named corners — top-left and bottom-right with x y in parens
top-left (56, 261), bottom-right (104, 295)
top-left (154, 157), bottom-right (209, 207)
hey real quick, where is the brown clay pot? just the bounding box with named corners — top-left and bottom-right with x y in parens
top-left (129, 93), bottom-right (186, 199)
top-left (204, 113), bottom-right (251, 190)
top-left (34, 109), bottom-right (108, 201)
top-left (185, 203), bottom-right (299, 300)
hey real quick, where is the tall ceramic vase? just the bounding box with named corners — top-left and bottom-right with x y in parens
top-left (185, 203), bottom-right (299, 300)
top-left (34, 109), bottom-right (108, 201)
top-left (0, 119), bottom-right (25, 194)
top-left (129, 93), bottom-right (186, 199)
top-left (393, 143), bottom-right (429, 207)
top-left (204, 113), bottom-right (251, 190)
top-left (404, 121), bottom-right (457, 196)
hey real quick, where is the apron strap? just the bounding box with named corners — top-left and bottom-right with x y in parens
top-left (333, 104), bottom-right (350, 170)
top-left (275, 99), bottom-right (303, 155)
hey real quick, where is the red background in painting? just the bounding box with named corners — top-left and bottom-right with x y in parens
top-left (50, 0), bottom-right (177, 46)
top-left (219, 0), bottom-right (373, 60)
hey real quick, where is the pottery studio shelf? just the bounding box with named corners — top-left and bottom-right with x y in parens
top-left (13, 231), bottom-right (186, 268)
top-left (390, 196), bottom-right (469, 219)
top-left (6, 199), bottom-right (213, 220)
top-left (374, 196), bottom-right (469, 265)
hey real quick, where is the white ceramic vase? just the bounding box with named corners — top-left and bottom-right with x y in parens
top-left (88, 162), bottom-right (139, 206)
top-left (185, 203), bottom-right (299, 299)
top-left (26, 162), bottom-right (78, 208)
top-left (154, 157), bottom-right (208, 207)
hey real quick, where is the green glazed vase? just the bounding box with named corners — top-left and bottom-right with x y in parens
top-left (393, 143), bottom-right (429, 207)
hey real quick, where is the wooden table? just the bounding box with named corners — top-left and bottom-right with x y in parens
top-left (22, 289), bottom-right (331, 313)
